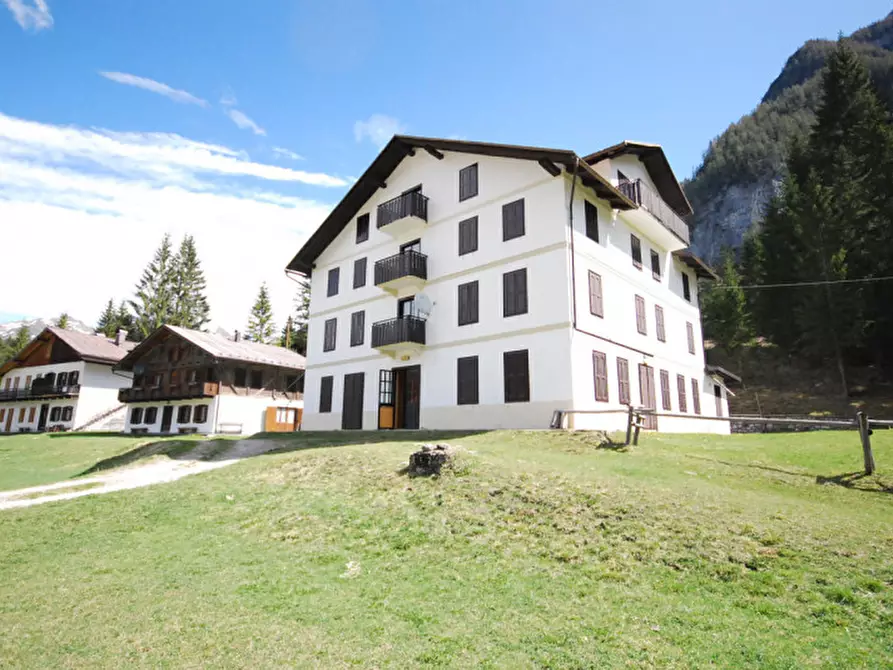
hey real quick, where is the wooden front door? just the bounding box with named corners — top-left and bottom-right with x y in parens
top-left (161, 406), bottom-right (174, 433)
top-left (37, 404), bottom-right (49, 431)
top-left (398, 365), bottom-right (421, 430)
top-left (638, 364), bottom-right (658, 430)
top-left (341, 372), bottom-right (365, 430)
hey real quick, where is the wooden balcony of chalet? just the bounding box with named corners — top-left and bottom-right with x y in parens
top-left (376, 191), bottom-right (428, 239)
top-left (118, 381), bottom-right (220, 403)
top-left (617, 179), bottom-right (691, 247)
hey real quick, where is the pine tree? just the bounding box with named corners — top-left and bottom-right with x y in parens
top-left (96, 299), bottom-right (117, 337)
top-left (280, 316), bottom-right (296, 349)
top-left (246, 283), bottom-right (275, 344)
top-left (129, 234), bottom-right (177, 339)
top-left (116, 302), bottom-right (134, 336)
top-left (55, 313), bottom-right (70, 329)
top-left (9, 325), bottom-right (30, 357)
top-left (172, 235), bottom-right (211, 330)
top-left (701, 249), bottom-right (753, 354)
top-left (292, 279), bottom-right (311, 356)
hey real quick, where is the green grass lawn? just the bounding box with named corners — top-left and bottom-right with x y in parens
top-left (1, 429), bottom-right (892, 668)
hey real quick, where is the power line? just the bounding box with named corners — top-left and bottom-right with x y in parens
top-left (712, 275), bottom-right (893, 290)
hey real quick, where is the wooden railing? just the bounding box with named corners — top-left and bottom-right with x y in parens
top-left (371, 316), bottom-right (426, 348)
top-left (618, 179), bottom-right (690, 244)
top-left (374, 250), bottom-right (428, 285)
top-left (118, 381), bottom-right (220, 403)
top-left (0, 384), bottom-right (80, 402)
top-left (377, 191), bottom-right (429, 229)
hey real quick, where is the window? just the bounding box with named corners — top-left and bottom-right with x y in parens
top-left (617, 358), bottom-right (630, 405)
top-left (682, 273), bottom-right (691, 302)
top-left (206, 367), bottom-right (218, 383)
top-left (457, 356), bottom-right (479, 405)
top-left (319, 376), bottom-right (334, 413)
top-left (687, 321), bottom-right (696, 354)
top-left (691, 379), bottom-right (701, 415)
top-left (503, 349), bottom-right (530, 403)
top-left (585, 201), bottom-right (599, 242)
top-left (187, 369), bottom-right (198, 385)
top-left (660, 370), bottom-right (672, 411)
top-left (502, 198), bottom-right (525, 241)
top-left (170, 369), bottom-right (180, 387)
top-left (588, 271), bottom-right (603, 317)
top-left (715, 384), bottom-right (724, 417)
top-left (353, 257), bottom-right (367, 289)
top-left (58, 372), bottom-right (68, 388)
top-left (150, 373), bottom-right (162, 389)
top-left (457, 280), bottom-right (479, 326)
top-left (655, 305), bottom-right (666, 342)
top-left (276, 408), bottom-right (296, 424)
top-left (234, 368), bottom-right (247, 387)
top-left (327, 267), bottom-right (340, 297)
top-left (592, 351), bottom-right (608, 402)
top-left (459, 163), bottom-right (479, 201)
top-left (62, 406), bottom-right (73, 422)
top-left (131, 407), bottom-right (144, 425)
top-left (503, 268), bottom-right (528, 317)
top-left (28, 407), bottom-right (35, 423)
top-left (249, 370), bottom-right (264, 389)
top-left (145, 407), bottom-right (158, 424)
top-left (323, 318), bottom-right (337, 352)
top-left (25, 375), bottom-right (32, 389)
top-left (194, 405), bottom-right (209, 423)
top-left (350, 311), bottom-right (365, 347)
top-left (631, 235), bottom-right (642, 268)
top-left (356, 213), bottom-right (369, 243)
top-left (651, 250), bottom-right (661, 280)
top-left (635, 295), bottom-right (647, 335)
top-left (49, 407), bottom-right (59, 422)
top-left (458, 216), bottom-right (478, 255)
top-left (677, 375), bottom-right (688, 413)
top-left (177, 405), bottom-right (192, 423)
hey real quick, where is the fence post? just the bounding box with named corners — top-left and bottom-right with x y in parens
top-left (856, 411), bottom-right (876, 475)
top-left (625, 406), bottom-right (634, 445)
top-left (633, 411), bottom-right (642, 446)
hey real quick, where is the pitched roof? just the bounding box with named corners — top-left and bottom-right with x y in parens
top-left (0, 326), bottom-right (135, 376)
top-left (115, 325), bottom-right (306, 371)
top-left (583, 141), bottom-right (693, 218)
top-left (673, 249), bottom-right (719, 280)
top-left (285, 135), bottom-right (638, 276)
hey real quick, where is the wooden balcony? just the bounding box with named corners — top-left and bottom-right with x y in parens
top-left (118, 381), bottom-right (220, 403)
top-left (374, 250), bottom-right (428, 297)
top-left (0, 384), bottom-right (80, 403)
top-left (371, 316), bottom-right (426, 359)
top-left (618, 179), bottom-right (690, 248)
top-left (376, 191), bottom-right (428, 239)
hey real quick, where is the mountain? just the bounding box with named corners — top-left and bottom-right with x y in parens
top-left (688, 12), bottom-right (893, 261)
top-left (0, 317), bottom-right (93, 339)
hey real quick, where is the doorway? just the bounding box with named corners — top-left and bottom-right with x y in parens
top-left (161, 406), bottom-right (174, 433)
top-left (638, 364), bottom-right (658, 430)
top-left (378, 365), bottom-right (420, 429)
top-left (38, 404), bottom-right (49, 431)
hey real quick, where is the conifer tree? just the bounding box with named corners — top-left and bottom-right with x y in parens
top-left (96, 299), bottom-right (117, 337)
top-left (246, 283), bottom-right (275, 344)
top-left (292, 278), bottom-right (311, 356)
top-left (9, 326), bottom-right (30, 357)
top-left (280, 316), bottom-right (296, 349)
top-left (116, 302), bottom-right (134, 335)
top-left (129, 234), bottom-right (176, 339)
top-left (172, 235), bottom-right (211, 330)
top-left (55, 313), bottom-right (70, 329)
top-left (701, 249), bottom-right (752, 354)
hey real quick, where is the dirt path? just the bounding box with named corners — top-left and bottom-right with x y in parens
top-left (0, 439), bottom-right (280, 511)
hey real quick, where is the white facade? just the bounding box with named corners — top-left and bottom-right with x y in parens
top-left (297, 142), bottom-right (729, 433)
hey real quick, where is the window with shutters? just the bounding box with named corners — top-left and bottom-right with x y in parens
top-left (350, 311), bottom-right (365, 346)
top-left (503, 349), bottom-right (530, 403)
top-left (655, 305), bottom-right (666, 342)
top-left (502, 198), bottom-right (525, 241)
top-left (28, 406), bottom-right (36, 423)
top-left (585, 201), bottom-right (599, 242)
top-left (503, 268), bottom-right (528, 317)
top-left (651, 250), bottom-right (661, 280)
top-left (353, 257), bottom-right (367, 288)
top-left (635, 295), bottom-right (647, 335)
top-left (234, 368), bottom-right (247, 387)
top-left (682, 272), bottom-right (691, 302)
top-left (145, 407), bottom-right (158, 424)
top-left (323, 318), bottom-right (337, 352)
top-left (356, 213), bottom-right (369, 243)
top-left (319, 376), bottom-right (334, 413)
top-left (458, 216), bottom-right (478, 255)
top-left (457, 356), bottom-right (479, 405)
top-left (691, 379), bottom-right (701, 414)
top-left (686, 321), bottom-right (696, 354)
top-left (177, 405), bottom-right (192, 423)
top-left (250, 370), bottom-right (264, 389)
top-left (588, 271), bottom-right (603, 317)
top-left (131, 407), bottom-right (144, 425)
top-left (459, 163), bottom-right (478, 201)
top-left (659, 370), bottom-right (672, 411)
top-left (49, 407), bottom-right (59, 422)
top-left (62, 406), bottom-right (73, 422)
top-left (592, 351), bottom-right (608, 402)
top-left (327, 267), bottom-right (340, 297)
top-left (677, 374), bottom-right (688, 413)
top-left (631, 234), bottom-right (642, 268)
top-left (457, 280), bottom-right (479, 326)
top-left (617, 357), bottom-right (630, 405)
top-left (194, 405), bottom-right (209, 423)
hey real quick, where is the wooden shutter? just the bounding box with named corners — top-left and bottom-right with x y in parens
top-left (323, 318), bottom-right (337, 352)
top-left (651, 250), bottom-right (661, 280)
top-left (356, 214), bottom-right (369, 243)
top-left (638, 364), bottom-right (658, 429)
top-left (503, 269), bottom-right (528, 317)
top-left (458, 216), bottom-right (478, 255)
top-left (592, 351), bottom-right (608, 402)
top-left (319, 376), bottom-right (334, 413)
top-left (631, 235), bottom-right (642, 268)
top-left (459, 163), bottom-right (478, 201)
top-left (686, 321), bottom-right (695, 354)
top-left (341, 372), bottom-right (365, 429)
top-left (503, 349), bottom-right (530, 403)
top-left (655, 305), bottom-right (666, 342)
top-left (691, 378), bottom-right (701, 414)
top-left (353, 257), bottom-right (367, 288)
top-left (458, 281), bottom-right (479, 326)
top-left (327, 267), bottom-right (340, 297)
top-left (457, 356), bottom-right (479, 405)
top-left (588, 271), bottom-right (603, 317)
top-left (677, 374), bottom-right (688, 413)
top-left (635, 295), bottom-right (647, 335)
top-left (585, 201), bottom-right (599, 242)
top-left (617, 358), bottom-right (630, 404)
top-left (502, 198), bottom-right (525, 241)
top-left (660, 370), bottom-right (672, 410)
top-left (682, 273), bottom-right (691, 301)
top-left (350, 311), bottom-right (365, 346)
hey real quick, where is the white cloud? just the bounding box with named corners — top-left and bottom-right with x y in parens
top-left (219, 90), bottom-right (238, 107)
top-left (99, 71), bottom-right (209, 107)
top-left (225, 108), bottom-right (266, 136)
top-left (0, 113), bottom-right (341, 331)
top-left (272, 146), bottom-right (303, 161)
top-left (3, 0), bottom-right (52, 31)
top-left (353, 114), bottom-right (404, 149)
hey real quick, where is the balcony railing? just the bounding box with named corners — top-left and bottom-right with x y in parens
top-left (0, 384), bottom-right (81, 402)
top-left (374, 250), bottom-right (428, 286)
top-left (618, 179), bottom-right (690, 245)
top-left (118, 381), bottom-right (220, 403)
top-left (377, 191), bottom-right (429, 229)
top-left (371, 316), bottom-right (427, 349)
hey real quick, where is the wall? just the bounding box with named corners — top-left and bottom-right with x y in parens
top-left (72, 363), bottom-right (132, 429)
top-left (124, 398), bottom-right (219, 435)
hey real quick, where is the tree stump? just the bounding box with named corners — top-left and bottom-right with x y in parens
top-left (408, 444), bottom-right (454, 476)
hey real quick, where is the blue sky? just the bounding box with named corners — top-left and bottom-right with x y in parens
top-left (0, 0), bottom-right (889, 330)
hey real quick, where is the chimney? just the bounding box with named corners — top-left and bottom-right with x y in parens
top-left (115, 329), bottom-right (128, 347)
top-left (234, 330), bottom-right (241, 342)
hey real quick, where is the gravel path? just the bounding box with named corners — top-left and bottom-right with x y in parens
top-left (0, 439), bottom-right (280, 511)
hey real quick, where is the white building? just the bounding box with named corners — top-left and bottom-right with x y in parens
top-left (286, 137), bottom-right (734, 433)
top-left (0, 327), bottom-right (134, 433)
top-left (115, 325), bottom-right (305, 435)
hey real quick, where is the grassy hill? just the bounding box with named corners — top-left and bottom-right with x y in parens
top-left (0, 430), bottom-right (891, 667)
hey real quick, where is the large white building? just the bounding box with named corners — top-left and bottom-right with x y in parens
top-left (286, 136), bottom-right (733, 433)
top-left (0, 327), bottom-right (134, 433)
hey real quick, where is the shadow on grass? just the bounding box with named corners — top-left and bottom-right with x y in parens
top-left (78, 440), bottom-right (215, 476)
top-left (815, 471), bottom-right (893, 495)
top-left (681, 453), bottom-right (816, 479)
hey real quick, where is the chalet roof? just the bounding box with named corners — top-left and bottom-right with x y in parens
top-left (285, 135), bottom-right (639, 276)
top-left (114, 325), bottom-right (306, 372)
top-left (0, 326), bottom-right (135, 376)
top-left (673, 249), bottom-right (719, 280)
top-left (583, 141), bottom-right (693, 218)
top-left (706, 364), bottom-right (742, 385)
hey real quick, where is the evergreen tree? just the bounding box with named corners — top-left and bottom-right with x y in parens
top-left (96, 299), bottom-right (117, 337)
top-left (116, 302), bottom-right (135, 336)
top-left (129, 234), bottom-right (176, 339)
top-left (8, 326), bottom-right (30, 358)
top-left (172, 235), bottom-right (211, 330)
top-left (701, 249), bottom-right (753, 354)
top-left (55, 313), bottom-right (70, 329)
top-left (246, 283), bottom-right (275, 344)
top-left (280, 316), bottom-right (296, 349)
top-left (292, 279), bottom-right (311, 356)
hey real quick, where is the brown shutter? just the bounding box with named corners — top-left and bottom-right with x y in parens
top-left (323, 318), bottom-right (337, 352)
top-left (592, 351), bottom-right (608, 402)
top-left (502, 199), bottom-right (525, 241)
top-left (327, 267), bottom-right (340, 297)
top-left (319, 376), bottom-right (333, 413)
top-left (503, 349), bottom-right (530, 403)
top-left (458, 216), bottom-right (478, 255)
top-left (677, 374), bottom-right (688, 413)
top-left (617, 358), bottom-right (630, 405)
top-left (353, 257), bottom-right (367, 288)
top-left (635, 295), bottom-right (647, 334)
top-left (457, 356), bottom-right (479, 405)
top-left (503, 269), bottom-right (528, 317)
top-left (588, 271), bottom-right (603, 317)
top-left (655, 305), bottom-right (666, 342)
top-left (686, 321), bottom-right (695, 354)
top-left (350, 311), bottom-right (365, 347)
top-left (691, 378), bottom-right (701, 414)
top-left (659, 370), bottom-right (672, 411)
top-left (458, 281), bottom-right (479, 326)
